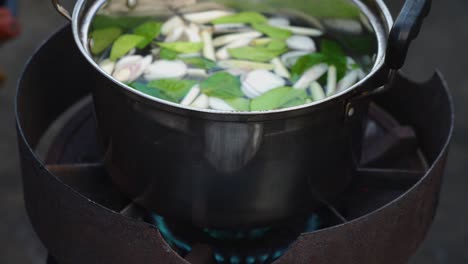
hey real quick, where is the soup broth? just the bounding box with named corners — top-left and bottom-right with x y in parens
top-left (89, 3), bottom-right (374, 111)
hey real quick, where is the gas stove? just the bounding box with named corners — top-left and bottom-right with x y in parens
top-left (17, 27), bottom-right (453, 264)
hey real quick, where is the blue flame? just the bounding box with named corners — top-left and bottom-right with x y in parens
top-left (153, 213), bottom-right (321, 264)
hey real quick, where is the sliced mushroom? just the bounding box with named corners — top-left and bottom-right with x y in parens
top-left (213, 31), bottom-right (262, 47)
top-left (242, 70), bottom-right (286, 96)
top-left (209, 97), bottom-right (235, 111)
top-left (281, 51), bottom-right (309, 68)
top-left (144, 60), bottom-right (188, 80)
top-left (201, 29), bottom-right (216, 61)
top-left (286, 35), bottom-right (316, 51)
top-left (112, 55), bottom-right (152, 83)
top-left (277, 25), bottom-right (323, 37)
top-left (181, 84), bottom-right (201, 106)
top-left (216, 38), bottom-right (254, 60)
top-left (268, 17), bottom-right (290, 27)
top-left (161, 16), bottom-right (185, 35)
top-left (271, 58), bottom-right (290, 78)
top-left (99, 59), bottom-right (116, 75)
top-left (184, 10), bottom-right (234, 24)
top-left (293, 63), bottom-right (328, 89)
top-left (326, 65), bottom-right (337, 96)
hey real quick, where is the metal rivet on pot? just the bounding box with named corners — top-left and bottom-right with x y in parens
top-left (346, 103), bottom-right (355, 117)
top-left (126, 0), bottom-right (137, 9)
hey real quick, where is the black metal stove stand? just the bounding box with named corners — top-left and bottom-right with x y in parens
top-left (17, 27), bottom-right (453, 264)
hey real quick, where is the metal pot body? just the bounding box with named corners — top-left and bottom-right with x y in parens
top-left (51, 0), bottom-right (430, 227)
top-left (93, 72), bottom-right (364, 227)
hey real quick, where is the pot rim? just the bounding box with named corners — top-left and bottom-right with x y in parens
top-left (71, 0), bottom-right (394, 116)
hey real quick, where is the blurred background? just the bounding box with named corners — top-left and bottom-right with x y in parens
top-left (0, 0), bottom-right (466, 263)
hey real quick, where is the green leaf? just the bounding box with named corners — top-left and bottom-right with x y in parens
top-left (251, 87), bottom-right (308, 111)
top-left (181, 57), bottom-right (217, 70)
top-left (228, 46), bottom-right (287, 62)
top-left (320, 40), bottom-right (348, 80)
top-left (157, 42), bottom-right (204, 53)
top-left (290, 40), bottom-right (348, 81)
top-left (90, 27), bottom-right (122, 55)
top-left (92, 15), bottom-right (150, 31)
top-left (252, 23), bottom-right (292, 39)
top-left (110, 34), bottom-right (145, 61)
top-left (321, 40), bottom-right (345, 57)
top-left (251, 87), bottom-right (292, 111)
top-left (134, 21), bottom-right (162, 49)
top-left (279, 89), bottom-right (308, 108)
top-left (266, 39), bottom-right (287, 51)
top-left (147, 79), bottom-right (197, 103)
top-left (225, 97), bottom-right (250, 111)
top-left (129, 82), bottom-right (171, 101)
top-left (159, 48), bottom-right (179, 60)
top-left (212, 12), bottom-right (267, 24)
top-left (200, 72), bottom-right (243, 99)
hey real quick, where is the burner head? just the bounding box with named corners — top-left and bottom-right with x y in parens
top-left (151, 213), bottom-right (321, 264)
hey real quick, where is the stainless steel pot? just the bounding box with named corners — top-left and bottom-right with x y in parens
top-left (51, 0), bottom-right (431, 228)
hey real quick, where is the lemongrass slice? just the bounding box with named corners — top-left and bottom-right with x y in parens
top-left (161, 16), bottom-right (185, 35)
top-left (184, 10), bottom-right (234, 24)
top-left (309, 82), bottom-right (326, 101)
top-left (326, 65), bottom-right (337, 96)
top-left (293, 63), bottom-right (328, 89)
top-left (181, 85), bottom-right (201, 106)
top-left (218, 60), bottom-right (275, 71)
top-left (191, 94), bottom-right (209, 109)
top-left (201, 29), bottom-right (216, 61)
top-left (144, 60), bottom-right (187, 80)
top-left (271, 58), bottom-right (290, 78)
top-left (209, 97), bottom-right (235, 111)
top-left (277, 25), bottom-right (323, 37)
top-left (213, 31), bottom-right (262, 47)
top-left (337, 70), bottom-right (360, 92)
top-left (99, 59), bottom-right (115, 75)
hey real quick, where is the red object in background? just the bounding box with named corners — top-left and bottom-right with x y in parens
top-left (0, 7), bottom-right (19, 41)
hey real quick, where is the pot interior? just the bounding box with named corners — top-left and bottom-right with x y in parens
top-left (71, 0), bottom-right (390, 114)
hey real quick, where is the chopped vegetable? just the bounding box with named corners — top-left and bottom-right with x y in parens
top-left (212, 11), bottom-right (267, 25)
top-left (251, 87), bottom-right (306, 111)
top-left (225, 97), bottom-right (251, 111)
top-left (134, 21), bottom-right (162, 48)
top-left (91, 5), bottom-right (367, 111)
top-left (147, 79), bottom-right (197, 102)
top-left (200, 72), bottom-right (243, 99)
top-left (181, 57), bottom-right (217, 70)
top-left (252, 23), bottom-right (292, 39)
top-left (92, 15), bottom-right (150, 30)
top-left (159, 48), bottom-right (179, 60)
top-left (157, 42), bottom-right (204, 53)
top-left (91, 27), bottom-right (122, 55)
top-left (110, 34), bottom-right (145, 61)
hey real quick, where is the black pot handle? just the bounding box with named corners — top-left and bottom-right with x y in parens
top-left (385, 0), bottom-right (432, 70)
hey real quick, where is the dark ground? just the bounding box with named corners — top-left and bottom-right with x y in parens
top-left (0, 0), bottom-right (467, 263)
